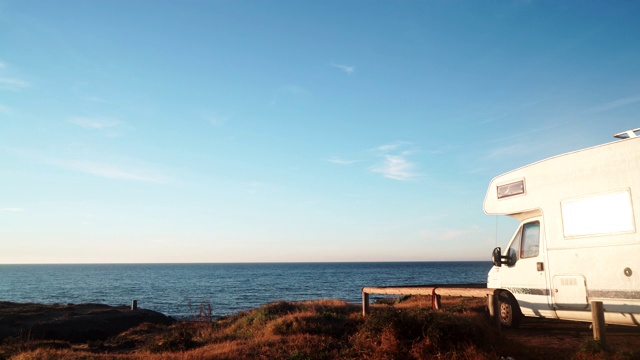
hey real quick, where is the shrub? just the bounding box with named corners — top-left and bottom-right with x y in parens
top-left (188, 301), bottom-right (214, 323)
top-left (146, 322), bottom-right (197, 353)
top-left (353, 306), bottom-right (497, 358)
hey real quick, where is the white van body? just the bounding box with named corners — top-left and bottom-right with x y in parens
top-left (484, 129), bottom-right (640, 327)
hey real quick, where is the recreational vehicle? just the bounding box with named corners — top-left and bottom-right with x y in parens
top-left (484, 128), bottom-right (640, 327)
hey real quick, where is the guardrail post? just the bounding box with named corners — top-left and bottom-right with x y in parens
top-left (491, 291), bottom-right (501, 334)
top-left (362, 291), bottom-right (370, 316)
top-left (591, 301), bottom-right (606, 345)
top-left (487, 294), bottom-right (495, 317)
top-left (431, 288), bottom-right (441, 310)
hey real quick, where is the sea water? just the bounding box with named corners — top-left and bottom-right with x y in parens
top-left (0, 262), bottom-right (491, 318)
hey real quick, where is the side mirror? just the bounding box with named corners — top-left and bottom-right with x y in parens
top-left (492, 247), bottom-right (503, 267)
top-left (492, 247), bottom-right (516, 267)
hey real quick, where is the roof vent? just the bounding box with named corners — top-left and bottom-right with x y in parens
top-left (613, 128), bottom-right (640, 139)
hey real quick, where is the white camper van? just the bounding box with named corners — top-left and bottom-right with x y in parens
top-left (484, 128), bottom-right (640, 328)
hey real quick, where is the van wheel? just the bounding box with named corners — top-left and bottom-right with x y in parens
top-left (499, 292), bottom-right (522, 328)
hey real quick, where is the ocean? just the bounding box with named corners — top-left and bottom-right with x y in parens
top-left (0, 262), bottom-right (491, 318)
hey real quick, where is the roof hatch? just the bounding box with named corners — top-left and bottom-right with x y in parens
top-left (614, 128), bottom-right (640, 139)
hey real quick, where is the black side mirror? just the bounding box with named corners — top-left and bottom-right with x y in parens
top-left (492, 247), bottom-right (503, 267)
top-left (492, 247), bottom-right (515, 267)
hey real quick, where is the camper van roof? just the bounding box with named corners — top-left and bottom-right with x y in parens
top-left (483, 128), bottom-right (640, 218)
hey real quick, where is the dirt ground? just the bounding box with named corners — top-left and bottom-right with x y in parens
top-left (394, 295), bottom-right (640, 358)
top-left (500, 316), bottom-right (640, 358)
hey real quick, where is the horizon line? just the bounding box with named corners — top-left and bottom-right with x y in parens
top-left (0, 260), bottom-right (490, 266)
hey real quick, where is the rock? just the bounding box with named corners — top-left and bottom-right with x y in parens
top-left (0, 302), bottom-right (175, 342)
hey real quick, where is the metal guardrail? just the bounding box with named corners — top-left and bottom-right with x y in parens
top-left (361, 284), bottom-right (495, 317)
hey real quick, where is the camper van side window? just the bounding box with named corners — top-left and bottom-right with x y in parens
top-left (507, 227), bottom-right (522, 264)
top-left (521, 222), bottom-right (540, 259)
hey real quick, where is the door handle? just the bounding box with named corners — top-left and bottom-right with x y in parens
top-left (537, 262), bottom-right (544, 271)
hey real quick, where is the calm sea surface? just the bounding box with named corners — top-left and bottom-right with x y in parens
top-left (0, 262), bottom-right (490, 318)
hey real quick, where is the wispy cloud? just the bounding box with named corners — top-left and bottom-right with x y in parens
top-left (49, 159), bottom-right (171, 184)
top-left (0, 61), bottom-right (31, 91)
top-left (480, 98), bottom-right (547, 125)
top-left (0, 103), bottom-right (11, 115)
top-left (372, 142), bottom-right (420, 181)
top-left (83, 96), bottom-right (108, 103)
top-left (326, 156), bottom-right (358, 165)
top-left (586, 94), bottom-right (640, 113)
top-left (270, 84), bottom-right (308, 105)
top-left (68, 116), bottom-right (125, 137)
top-left (483, 143), bottom-right (531, 160)
top-left (69, 117), bottom-right (119, 129)
top-left (0, 77), bottom-right (30, 90)
top-left (485, 122), bottom-right (564, 146)
top-left (0, 207), bottom-right (24, 212)
top-left (331, 62), bottom-right (355, 75)
top-left (244, 181), bottom-right (280, 195)
top-left (373, 154), bottom-right (419, 181)
top-left (205, 114), bottom-right (228, 127)
top-left (327, 142), bottom-right (420, 180)
top-left (374, 141), bottom-right (410, 152)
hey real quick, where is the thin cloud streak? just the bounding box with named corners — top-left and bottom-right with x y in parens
top-left (0, 104), bottom-right (11, 114)
top-left (50, 159), bottom-right (172, 184)
top-left (484, 143), bottom-right (531, 160)
top-left (205, 114), bottom-right (227, 127)
top-left (480, 98), bottom-right (547, 125)
top-left (0, 77), bottom-right (30, 90)
top-left (0, 61), bottom-right (31, 90)
top-left (244, 181), bottom-right (280, 195)
top-left (326, 156), bottom-right (357, 165)
top-left (83, 96), bottom-right (109, 103)
top-left (70, 117), bottom-right (120, 129)
top-left (374, 141), bottom-right (411, 152)
top-left (586, 94), bottom-right (640, 113)
top-left (0, 207), bottom-right (24, 212)
top-left (270, 84), bottom-right (308, 105)
top-left (485, 123), bottom-right (564, 145)
top-left (331, 62), bottom-right (355, 74)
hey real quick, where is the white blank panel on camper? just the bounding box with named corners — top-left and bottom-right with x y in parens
top-left (561, 190), bottom-right (635, 238)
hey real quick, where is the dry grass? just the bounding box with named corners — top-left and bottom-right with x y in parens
top-left (2, 296), bottom-right (639, 360)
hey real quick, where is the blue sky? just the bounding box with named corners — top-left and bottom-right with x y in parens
top-left (1, 1), bottom-right (639, 264)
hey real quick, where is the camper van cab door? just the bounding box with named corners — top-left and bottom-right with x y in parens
top-left (500, 218), bottom-right (554, 317)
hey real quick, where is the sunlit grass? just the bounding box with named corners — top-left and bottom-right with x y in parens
top-left (3, 297), bottom-right (637, 359)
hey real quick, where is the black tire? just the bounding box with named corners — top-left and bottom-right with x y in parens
top-left (498, 292), bottom-right (522, 328)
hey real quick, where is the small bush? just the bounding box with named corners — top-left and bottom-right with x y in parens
top-left (579, 339), bottom-right (608, 354)
top-left (146, 322), bottom-right (197, 353)
top-left (188, 301), bottom-right (214, 323)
